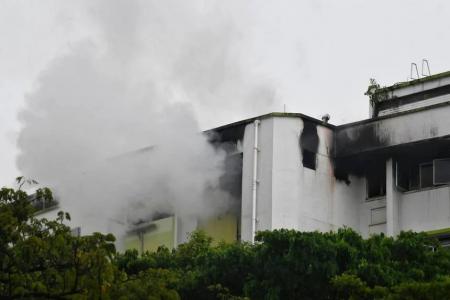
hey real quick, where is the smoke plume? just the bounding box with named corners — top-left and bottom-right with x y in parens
top-left (16, 0), bottom-right (275, 237)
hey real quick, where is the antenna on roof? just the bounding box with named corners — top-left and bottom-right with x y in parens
top-left (410, 63), bottom-right (419, 80)
top-left (421, 59), bottom-right (431, 77)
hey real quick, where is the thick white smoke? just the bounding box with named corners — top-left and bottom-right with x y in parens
top-left (16, 0), bottom-right (275, 236)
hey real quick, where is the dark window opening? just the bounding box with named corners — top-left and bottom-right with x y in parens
top-left (396, 157), bottom-right (450, 191)
top-left (431, 233), bottom-right (450, 249)
top-left (420, 163), bottom-right (434, 189)
top-left (302, 150), bottom-right (316, 170)
top-left (299, 120), bottom-right (318, 171)
top-left (440, 238), bottom-right (450, 249)
top-left (410, 165), bottom-right (420, 190)
top-left (367, 164), bottom-right (386, 199)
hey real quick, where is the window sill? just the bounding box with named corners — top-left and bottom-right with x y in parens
top-left (369, 221), bottom-right (386, 227)
top-left (402, 184), bottom-right (449, 194)
top-left (365, 196), bottom-right (386, 202)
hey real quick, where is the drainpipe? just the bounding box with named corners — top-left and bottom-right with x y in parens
top-left (251, 120), bottom-right (260, 243)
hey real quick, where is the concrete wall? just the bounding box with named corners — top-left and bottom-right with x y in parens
top-left (271, 117), bottom-right (363, 233)
top-left (241, 118), bottom-right (274, 241)
top-left (271, 117), bottom-right (338, 232)
top-left (240, 116), bottom-right (365, 240)
top-left (399, 186), bottom-right (450, 232)
top-left (379, 94), bottom-right (450, 116)
top-left (240, 115), bottom-right (450, 240)
top-left (334, 175), bottom-right (365, 232)
top-left (359, 197), bottom-right (387, 237)
top-left (383, 76), bottom-right (450, 99)
top-left (336, 104), bottom-right (450, 157)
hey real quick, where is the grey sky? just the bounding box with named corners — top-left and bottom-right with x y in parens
top-left (1, 0), bottom-right (450, 187)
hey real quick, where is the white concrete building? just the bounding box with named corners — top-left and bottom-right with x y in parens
top-left (206, 70), bottom-right (450, 244)
top-left (34, 71), bottom-right (450, 251)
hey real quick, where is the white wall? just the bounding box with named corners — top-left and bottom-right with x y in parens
top-left (334, 175), bottom-right (365, 232)
top-left (246, 116), bottom-right (364, 235)
top-left (240, 115), bottom-right (449, 239)
top-left (359, 197), bottom-right (386, 237)
top-left (271, 117), bottom-right (336, 231)
top-left (240, 118), bottom-right (274, 241)
top-left (399, 186), bottom-right (450, 232)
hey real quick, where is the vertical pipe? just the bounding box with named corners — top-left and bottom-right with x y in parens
top-left (251, 120), bottom-right (260, 243)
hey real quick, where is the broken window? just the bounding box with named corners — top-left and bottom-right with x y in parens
top-left (302, 149), bottom-right (316, 170)
top-left (300, 120), bottom-right (319, 171)
top-left (366, 163), bottom-right (386, 199)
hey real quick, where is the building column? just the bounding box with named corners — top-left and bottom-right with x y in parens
top-left (386, 158), bottom-right (400, 236)
top-left (176, 215), bottom-right (198, 245)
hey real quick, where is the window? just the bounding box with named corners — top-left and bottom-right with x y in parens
top-left (434, 158), bottom-right (450, 185)
top-left (366, 164), bottom-right (386, 199)
top-left (420, 163), bottom-right (434, 188)
top-left (396, 158), bottom-right (450, 191)
top-left (370, 207), bottom-right (386, 225)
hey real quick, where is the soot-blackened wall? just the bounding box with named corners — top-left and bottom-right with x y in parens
top-left (299, 119), bottom-right (319, 170)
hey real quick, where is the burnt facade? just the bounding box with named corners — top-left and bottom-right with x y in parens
top-left (34, 71), bottom-right (450, 251)
top-left (208, 71), bottom-right (450, 242)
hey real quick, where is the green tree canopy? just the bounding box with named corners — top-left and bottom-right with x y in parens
top-left (0, 179), bottom-right (178, 300)
top-left (3, 179), bottom-right (450, 299)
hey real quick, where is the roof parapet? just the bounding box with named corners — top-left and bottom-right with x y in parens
top-left (366, 70), bottom-right (450, 118)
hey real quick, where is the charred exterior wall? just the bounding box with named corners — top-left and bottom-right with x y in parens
top-left (212, 104), bottom-right (450, 241)
top-left (299, 119), bottom-right (319, 170)
top-left (270, 117), bottom-right (361, 232)
top-left (335, 103), bottom-right (450, 157)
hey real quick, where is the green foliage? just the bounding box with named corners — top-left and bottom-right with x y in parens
top-left (0, 180), bottom-right (178, 299)
top-left (118, 228), bottom-right (450, 299)
top-left (3, 180), bottom-right (450, 299)
top-left (109, 268), bottom-right (180, 300)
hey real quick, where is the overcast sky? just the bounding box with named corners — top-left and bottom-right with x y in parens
top-left (1, 0), bottom-right (450, 188)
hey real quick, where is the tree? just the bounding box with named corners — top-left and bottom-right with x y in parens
top-left (4, 178), bottom-right (450, 299)
top-left (0, 179), bottom-right (117, 299)
top-left (0, 178), bottom-right (181, 300)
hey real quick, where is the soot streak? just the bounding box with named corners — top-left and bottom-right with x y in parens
top-left (300, 119), bottom-right (319, 170)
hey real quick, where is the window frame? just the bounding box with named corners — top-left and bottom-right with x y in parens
top-left (433, 158), bottom-right (450, 185)
top-left (419, 162), bottom-right (434, 189)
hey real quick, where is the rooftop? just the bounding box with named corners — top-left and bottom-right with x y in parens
top-left (368, 70), bottom-right (450, 102)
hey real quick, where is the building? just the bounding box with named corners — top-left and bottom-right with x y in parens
top-left (35, 71), bottom-right (450, 251)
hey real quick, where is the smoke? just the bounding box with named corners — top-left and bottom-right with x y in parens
top-left (16, 0), bottom-right (276, 236)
